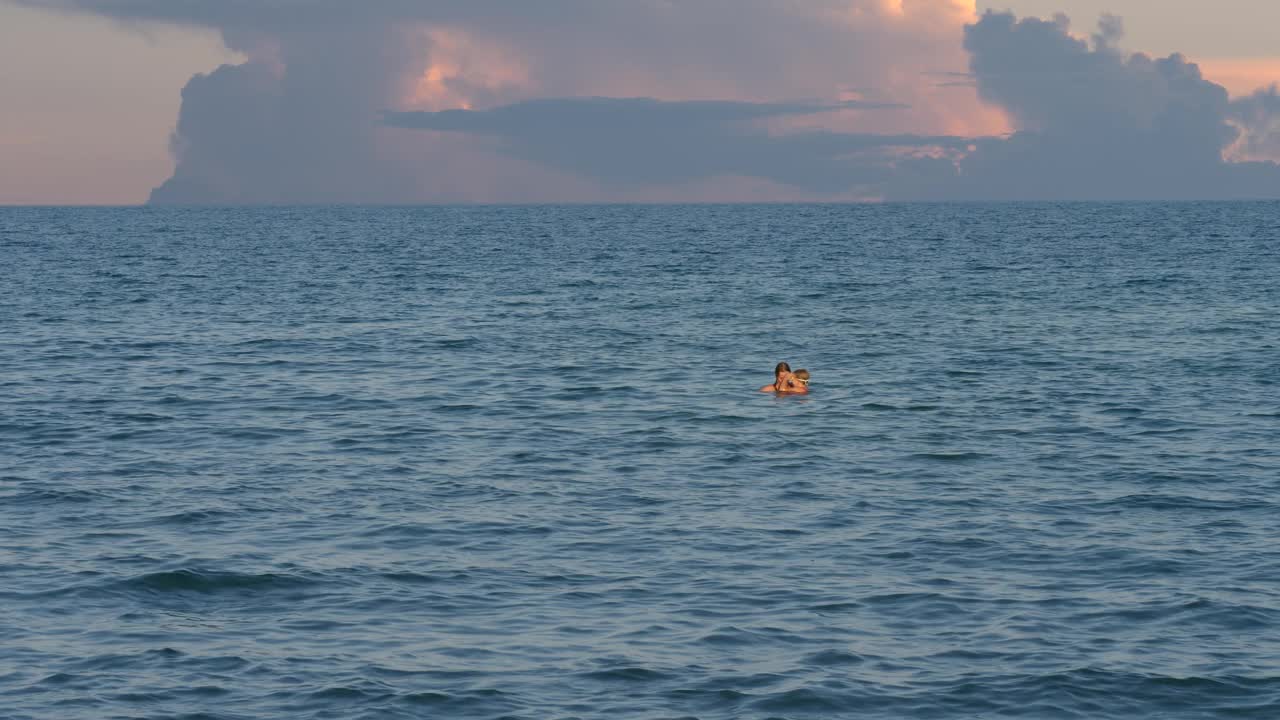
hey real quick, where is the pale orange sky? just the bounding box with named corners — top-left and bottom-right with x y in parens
top-left (983, 0), bottom-right (1280, 59)
top-left (0, 4), bottom-right (237, 204)
top-left (984, 0), bottom-right (1280, 97)
top-left (0, 1), bottom-right (1276, 204)
top-left (1197, 58), bottom-right (1280, 98)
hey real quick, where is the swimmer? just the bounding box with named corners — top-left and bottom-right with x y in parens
top-left (760, 361), bottom-right (794, 393)
top-left (778, 369), bottom-right (810, 394)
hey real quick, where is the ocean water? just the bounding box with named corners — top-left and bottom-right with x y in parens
top-left (2, 202), bottom-right (1279, 719)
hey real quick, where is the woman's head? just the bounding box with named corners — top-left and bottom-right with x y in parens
top-left (775, 361), bottom-right (791, 379)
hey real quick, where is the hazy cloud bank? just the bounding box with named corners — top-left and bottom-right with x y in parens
top-left (384, 98), bottom-right (968, 194)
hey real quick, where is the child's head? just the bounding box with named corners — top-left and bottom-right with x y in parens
top-left (793, 369), bottom-right (810, 386)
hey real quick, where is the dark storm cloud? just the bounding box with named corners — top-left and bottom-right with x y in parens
top-left (385, 97), bottom-right (960, 192)
top-left (148, 24), bottom-right (430, 205)
top-left (887, 12), bottom-right (1280, 200)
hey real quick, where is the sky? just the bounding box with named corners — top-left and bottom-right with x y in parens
top-left (0, 0), bottom-right (1277, 204)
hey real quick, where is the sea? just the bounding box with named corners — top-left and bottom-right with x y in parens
top-left (2, 202), bottom-right (1279, 719)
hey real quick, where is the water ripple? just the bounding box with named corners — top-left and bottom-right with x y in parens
top-left (3, 203), bottom-right (1280, 719)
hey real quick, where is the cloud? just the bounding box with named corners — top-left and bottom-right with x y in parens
top-left (8, 1), bottom-right (1280, 201)
top-left (147, 22), bottom-right (435, 204)
top-left (13, 0), bottom-right (987, 123)
top-left (887, 11), bottom-right (1280, 200)
top-left (1227, 86), bottom-right (1280, 163)
top-left (385, 13), bottom-right (1280, 202)
top-left (10, 0), bottom-right (1002, 203)
top-left (385, 97), bottom-right (964, 193)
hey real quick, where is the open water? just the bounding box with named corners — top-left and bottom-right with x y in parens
top-left (2, 203), bottom-right (1280, 719)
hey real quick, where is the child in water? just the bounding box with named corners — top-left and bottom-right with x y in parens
top-left (780, 369), bottom-right (811, 394)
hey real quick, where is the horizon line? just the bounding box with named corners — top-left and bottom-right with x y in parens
top-left (5, 198), bottom-right (1280, 209)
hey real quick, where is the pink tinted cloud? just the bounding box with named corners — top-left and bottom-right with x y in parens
top-left (380, 0), bottom-right (1010, 200)
top-left (26, 1), bottom-right (1273, 202)
top-left (10, 0), bottom-right (1014, 202)
top-left (399, 1), bottom-right (1007, 137)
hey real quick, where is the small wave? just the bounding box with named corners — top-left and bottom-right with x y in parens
top-left (309, 686), bottom-right (383, 702)
top-left (949, 668), bottom-right (1280, 714)
top-left (909, 451), bottom-right (990, 462)
top-left (155, 395), bottom-right (218, 406)
top-left (148, 509), bottom-right (235, 526)
top-left (401, 691), bottom-right (452, 704)
top-left (436, 403), bottom-right (484, 413)
top-left (579, 667), bottom-right (672, 682)
top-left (778, 489), bottom-right (830, 501)
top-left (231, 337), bottom-right (317, 349)
top-left (862, 402), bottom-right (898, 411)
top-left (378, 571), bottom-right (443, 585)
top-left (803, 649), bottom-right (867, 665)
top-left (1122, 274), bottom-right (1189, 286)
top-left (110, 412), bottom-right (175, 423)
top-left (699, 627), bottom-right (763, 646)
top-left (1102, 493), bottom-right (1264, 512)
top-left (1099, 406), bottom-right (1145, 416)
top-left (398, 687), bottom-right (516, 713)
top-left (117, 569), bottom-right (320, 595)
top-left (435, 337), bottom-right (479, 349)
top-left (37, 672), bottom-right (78, 685)
top-left (5, 487), bottom-right (109, 505)
top-left (751, 687), bottom-right (849, 713)
top-left (210, 426), bottom-right (308, 441)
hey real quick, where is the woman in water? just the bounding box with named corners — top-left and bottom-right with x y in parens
top-left (760, 362), bottom-right (810, 394)
top-left (760, 361), bottom-right (792, 393)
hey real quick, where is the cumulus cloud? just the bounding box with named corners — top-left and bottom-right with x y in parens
top-left (8, 1), bottom-right (1280, 201)
top-left (887, 11), bottom-right (1280, 200)
top-left (149, 24), bottom-right (433, 204)
top-left (1227, 86), bottom-right (1280, 163)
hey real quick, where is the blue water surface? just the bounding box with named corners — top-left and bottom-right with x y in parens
top-left (2, 203), bottom-right (1279, 719)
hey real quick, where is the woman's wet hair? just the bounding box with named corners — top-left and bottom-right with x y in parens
top-left (775, 361), bottom-right (791, 377)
